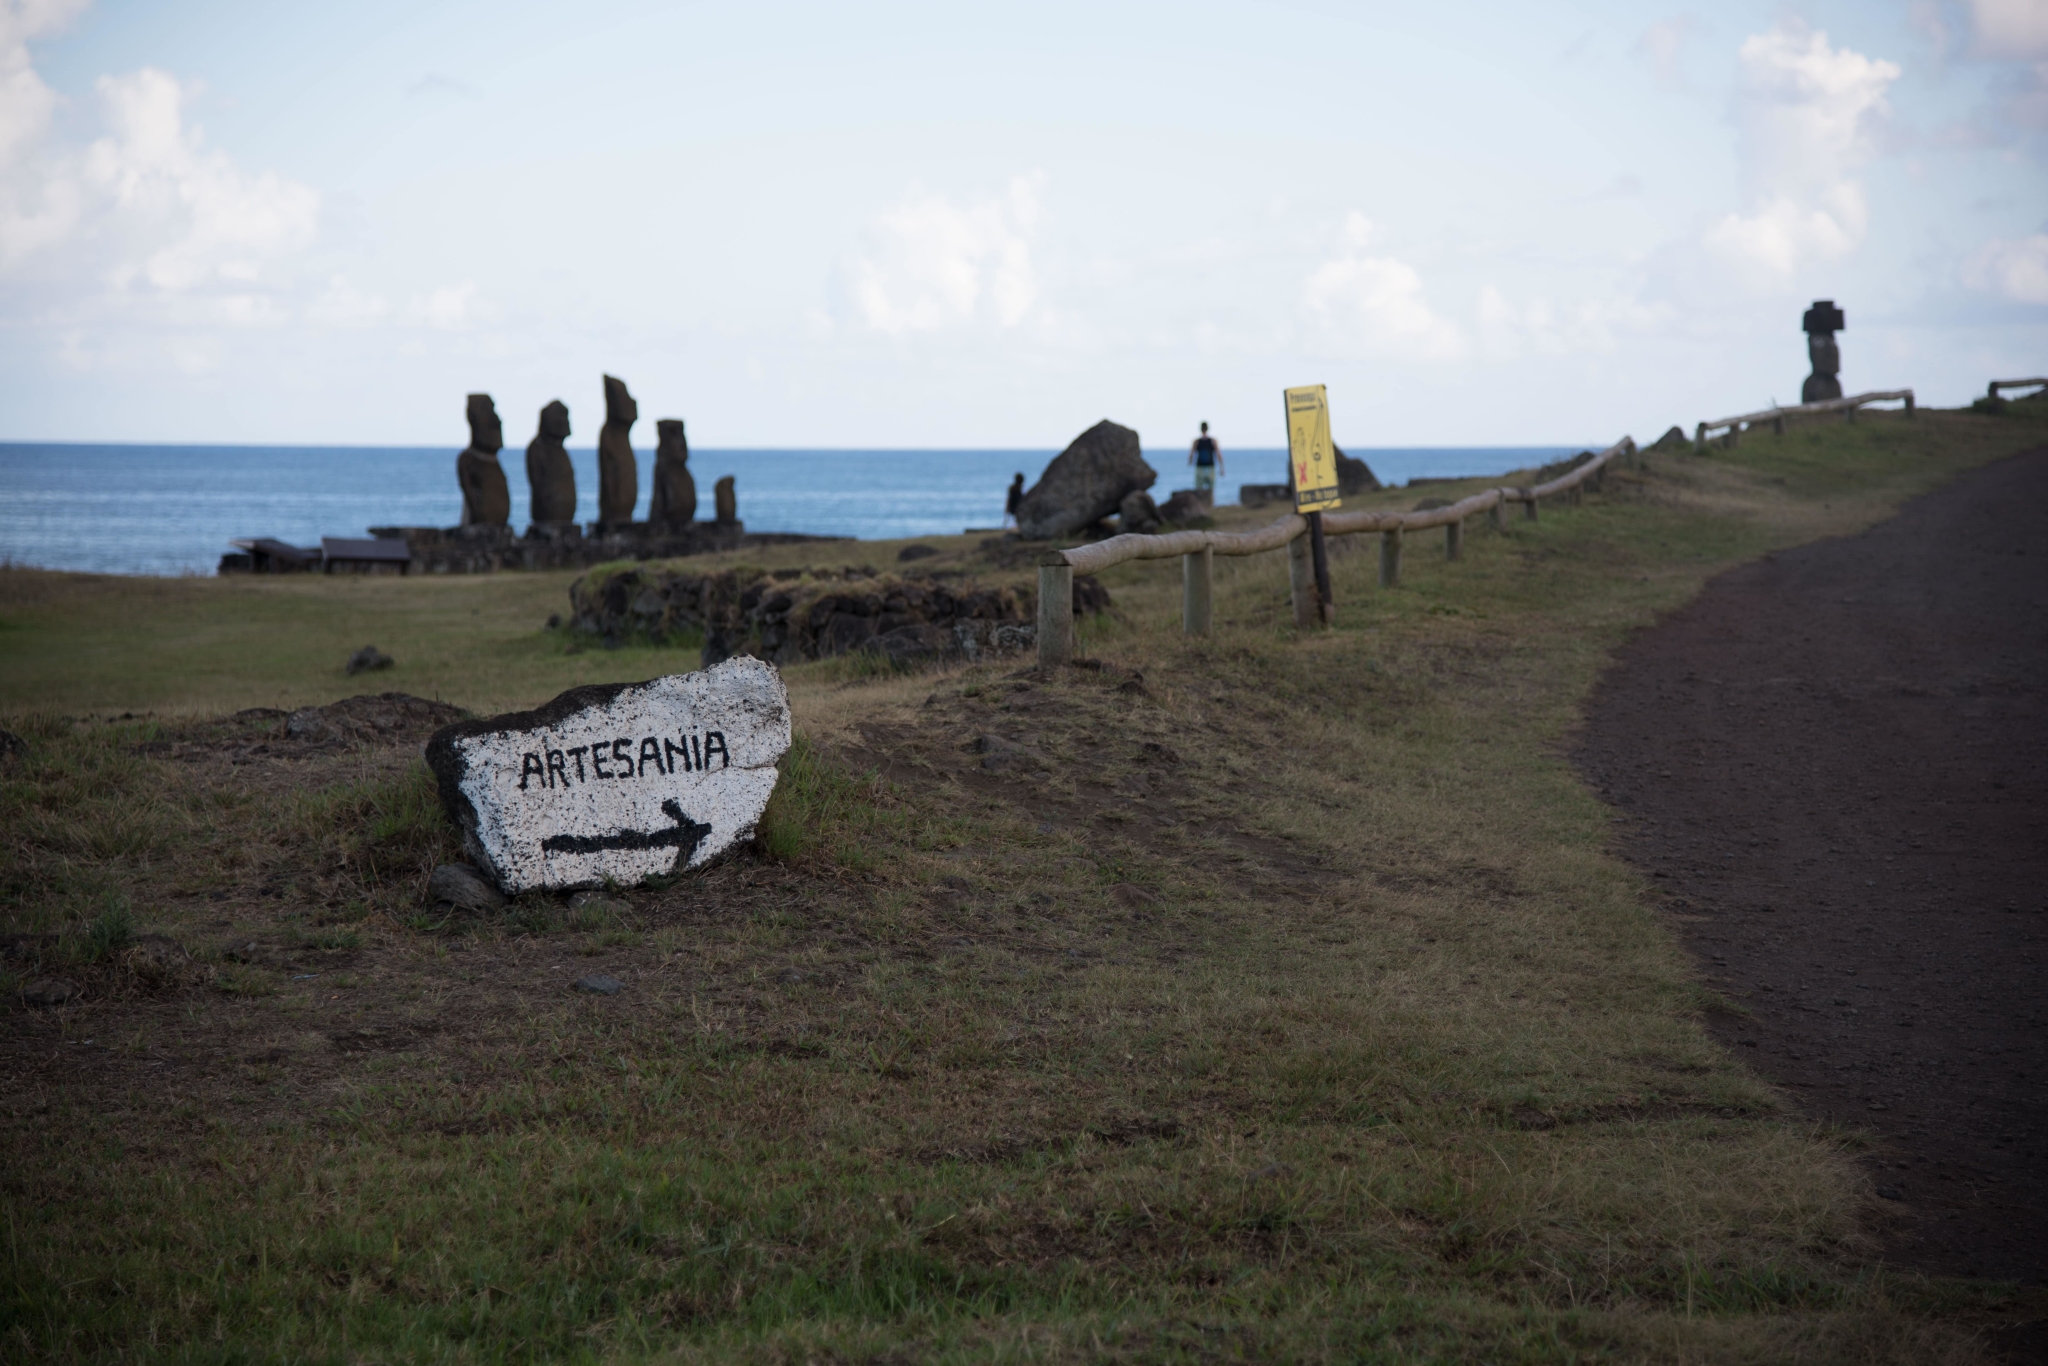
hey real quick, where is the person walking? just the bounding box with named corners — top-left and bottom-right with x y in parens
top-left (1188, 422), bottom-right (1222, 497)
top-left (1003, 472), bottom-right (1026, 529)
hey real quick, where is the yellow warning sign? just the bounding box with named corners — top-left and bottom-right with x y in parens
top-left (1284, 384), bottom-right (1339, 513)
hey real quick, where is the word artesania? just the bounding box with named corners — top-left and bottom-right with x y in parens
top-left (517, 730), bottom-right (730, 790)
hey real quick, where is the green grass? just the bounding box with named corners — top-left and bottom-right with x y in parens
top-left (2, 405), bottom-right (2045, 1362)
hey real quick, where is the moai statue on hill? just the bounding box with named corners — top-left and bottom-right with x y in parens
top-left (648, 419), bottom-right (697, 526)
top-left (526, 400), bottom-right (577, 526)
top-left (714, 474), bottom-right (738, 525)
top-left (1802, 299), bottom-right (1845, 404)
top-left (456, 393), bottom-right (511, 527)
top-left (596, 374), bottom-right (639, 527)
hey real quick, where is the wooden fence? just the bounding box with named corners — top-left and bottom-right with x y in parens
top-left (1695, 389), bottom-right (1914, 447)
top-left (1033, 435), bottom-right (1637, 667)
top-left (1988, 377), bottom-right (2046, 401)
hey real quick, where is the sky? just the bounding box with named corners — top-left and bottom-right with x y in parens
top-left (0, 0), bottom-right (2043, 449)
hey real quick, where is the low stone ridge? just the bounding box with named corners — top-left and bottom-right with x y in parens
top-left (1016, 420), bottom-right (1155, 539)
top-left (1117, 489), bottom-right (1162, 533)
top-left (1649, 425), bottom-right (1689, 451)
top-left (564, 563), bottom-right (1108, 663)
top-left (1533, 450), bottom-right (1596, 483)
top-left (283, 693), bottom-right (467, 747)
top-left (425, 659), bottom-right (792, 894)
top-left (364, 523), bottom-right (843, 575)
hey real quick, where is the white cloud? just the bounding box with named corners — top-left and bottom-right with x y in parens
top-left (847, 174), bottom-right (1042, 334)
top-left (1475, 283), bottom-right (1670, 360)
top-left (1, 21), bottom-right (320, 294)
top-left (1635, 14), bottom-right (1704, 92)
top-left (0, 0), bottom-right (86, 265)
top-left (1300, 212), bottom-right (1462, 360)
top-left (1964, 232), bottom-right (2048, 303)
top-left (407, 282), bottom-right (475, 328)
top-left (309, 274), bottom-right (387, 327)
top-left (1703, 20), bottom-right (1899, 278)
top-left (82, 68), bottom-right (318, 292)
top-left (1968, 0), bottom-right (2048, 59)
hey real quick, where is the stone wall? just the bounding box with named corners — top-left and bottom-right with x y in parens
top-left (565, 562), bottom-right (1112, 664)
top-left (367, 522), bottom-right (845, 574)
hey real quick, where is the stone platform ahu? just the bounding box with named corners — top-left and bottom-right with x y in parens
top-left (424, 658), bottom-right (791, 894)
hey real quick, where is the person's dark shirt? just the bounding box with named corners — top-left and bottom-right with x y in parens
top-left (1005, 478), bottom-right (1024, 514)
top-left (1193, 436), bottom-right (1217, 465)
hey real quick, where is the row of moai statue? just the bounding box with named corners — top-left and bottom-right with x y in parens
top-left (454, 374), bottom-right (736, 530)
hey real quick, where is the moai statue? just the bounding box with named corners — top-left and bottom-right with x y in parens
top-left (648, 418), bottom-right (697, 526)
top-left (526, 400), bottom-right (577, 526)
top-left (713, 474), bottom-right (738, 525)
top-left (456, 393), bottom-right (511, 527)
top-left (1802, 299), bottom-right (1845, 404)
top-left (596, 374), bottom-right (639, 527)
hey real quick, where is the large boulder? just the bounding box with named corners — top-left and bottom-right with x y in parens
top-left (1333, 442), bottom-right (1380, 495)
top-left (1016, 420), bottom-right (1154, 539)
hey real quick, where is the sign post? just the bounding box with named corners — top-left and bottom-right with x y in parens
top-left (1285, 384), bottom-right (1340, 625)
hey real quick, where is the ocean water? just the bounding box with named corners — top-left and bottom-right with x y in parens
top-left (0, 443), bottom-right (1586, 576)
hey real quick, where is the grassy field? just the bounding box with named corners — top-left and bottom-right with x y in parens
top-left (2, 404), bottom-right (2045, 1362)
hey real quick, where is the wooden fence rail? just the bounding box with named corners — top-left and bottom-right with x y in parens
top-left (1034, 435), bottom-right (1637, 667)
top-left (1695, 389), bottom-right (1914, 448)
top-left (1988, 377), bottom-right (2047, 400)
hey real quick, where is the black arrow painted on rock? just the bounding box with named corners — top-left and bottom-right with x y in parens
top-left (541, 799), bottom-right (714, 864)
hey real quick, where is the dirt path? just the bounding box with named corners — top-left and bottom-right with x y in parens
top-left (1576, 448), bottom-right (2047, 1290)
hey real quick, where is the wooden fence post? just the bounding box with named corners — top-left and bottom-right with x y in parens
top-left (1694, 422), bottom-right (1708, 447)
top-left (1379, 527), bottom-right (1402, 587)
top-left (1524, 494), bottom-right (1538, 522)
top-left (1445, 518), bottom-right (1462, 561)
top-left (1489, 499), bottom-right (1506, 532)
top-left (1906, 392), bottom-right (1916, 416)
top-left (1287, 533), bottom-right (1321, 629)
top-left (1036, 561), bottom-right (1074, 668)
top-left (1772, 416), bottom-right (1785, 435)
top-left (1182, 545), bottom-right (1213, 636)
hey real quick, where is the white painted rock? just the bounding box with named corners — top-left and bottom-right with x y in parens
top-left (425, 658), bottom-right (791, 894)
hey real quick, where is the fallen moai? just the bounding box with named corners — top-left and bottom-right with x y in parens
top-left (1015, 420), bottom-right (1155, 538)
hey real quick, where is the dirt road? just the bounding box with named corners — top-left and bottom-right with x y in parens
top-left (1577, 448), bottom-right (2047, 1288)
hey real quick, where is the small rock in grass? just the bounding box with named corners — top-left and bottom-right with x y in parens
top-left (776, 968), bottom-right (804, 985)
top-left (1112, 883), bottom-right (1159, 909)
top-left (1249, 1162), bottom-right (1294, 1183)
top-left (345, 645), bottom-right (394, 676)
top-left (572, 974), bottom-right (623, 996)
top-left (896, 543), bottom-right (938, 562)
top-left (1876, 1185), bottom-right (1904, 1201)
top-left (21, 978), bottom-right (78, 1008)
top-left (429, 863), bottom-right (506, 913)
top-left (0, 729), bottom-right (25, 764)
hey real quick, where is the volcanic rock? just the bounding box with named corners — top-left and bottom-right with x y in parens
top-left (424, 659), bottom-right (792, 894)
top-left (1118, 489), bottom-right (1162, 533)
top-left (526, 400), bottom-right (578, 525)
top-left (1015, 420), bottom-right (1154, 539)
top-left (649, 419), bottom-right (697, 527)
top-left (714, 475), bottom-right (737, 525)
top-left (597, 375), bottom-right (639, 527)
top-left (457, 393), bottom-right (512, 527)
